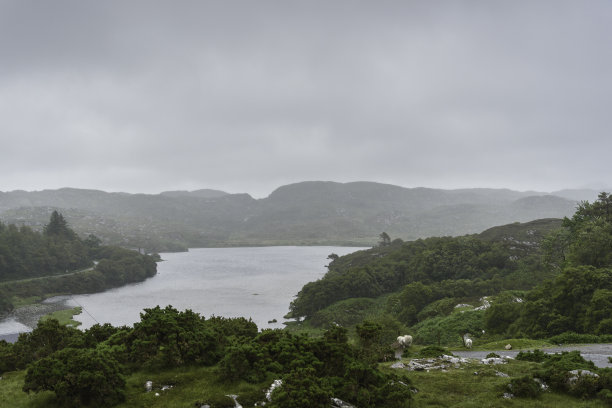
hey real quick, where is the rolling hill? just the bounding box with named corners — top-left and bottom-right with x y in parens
top-left (0, 181), bottom-right (595, 252)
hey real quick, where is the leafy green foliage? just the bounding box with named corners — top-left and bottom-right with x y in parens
top-left (509, 375), bottom-right (542, 398)
top-left (289, 235), bottom-right (521, 320)
top-left (10, 319), bottom-right (85, 370)
top-left (23, 347), bottom-right (125, 407)
top-left (516, 349), bottom-right (550, 363)
top-left (269, 367), bottom-right (331, 408)
top-left (0, 213), bottom-right (159, 314)
top-left (125, 305), bottom-right (220, 368)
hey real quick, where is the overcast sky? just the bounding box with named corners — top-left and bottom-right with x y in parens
top-left (1, 1), bottom-right (610, 198)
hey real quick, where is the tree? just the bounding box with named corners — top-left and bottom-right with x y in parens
top-left (127, 305), bottom-right (220, 367)
top-left (23, 347), bottom-right (125, 407)
top-left (44, 211), bottom-right (76, 240)
top-left (269, 367), bottom-right (331, 408)
top-left (378, 232), bottom-right (391, 247)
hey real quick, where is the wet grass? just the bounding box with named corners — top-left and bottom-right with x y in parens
top-left (458, 338), bottom-right (553, 352)
top-left (382, 358), bottom-right (608, 407)
top-left (39, 306), bottom-right (82, 327)
top-left (1, 366), bottom-right (269, 408)
top-left (3, 358), bottom-right (609, 408)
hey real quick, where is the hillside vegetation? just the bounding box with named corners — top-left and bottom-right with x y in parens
top-left (0, 212), bottom-right (158, 315)
top-left (289, 194), bottom-right (612, 342)
top-left (1, 196), bottom-right (612, 407)
top-left (0, 182), bottom-right (591, 252)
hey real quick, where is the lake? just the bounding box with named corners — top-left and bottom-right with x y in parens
top-left (0, 246), bottom-right (364, 338)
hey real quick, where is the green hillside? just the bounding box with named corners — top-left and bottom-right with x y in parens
top-left (0, 182), bottom-right (589, 252)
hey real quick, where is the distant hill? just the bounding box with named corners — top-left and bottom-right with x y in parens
top-left (160, 189), bottom-right (229, 199)
top-left (0, 181), bottom-right (598, 252)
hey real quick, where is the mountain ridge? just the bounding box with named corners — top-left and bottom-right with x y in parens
top-left (0, 181), bottom-right (599, 252)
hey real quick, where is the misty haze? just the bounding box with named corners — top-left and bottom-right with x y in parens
top-left (1, 1), bottom-right (611, 407)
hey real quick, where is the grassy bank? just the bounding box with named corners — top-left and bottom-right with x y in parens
top-left (39, 307), bottom-right (82, 327)
top-left (3, 357), bottom-right (608, 408)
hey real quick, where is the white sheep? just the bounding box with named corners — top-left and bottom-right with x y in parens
top-left (465, 338), bottom-right (473, 349)
top-left (397, 335), bottom-right (413, 348)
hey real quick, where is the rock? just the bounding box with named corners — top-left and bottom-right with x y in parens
top-left (155, 393), bottom-right (160, 397)
top-left (495, 371), bottom-right (509, 377)
top-left (454, 303), bottom-right (473, 309)
top-left (533, 378), bottom-right (549, 391)
top-left (391, 362), bottom-right (405, 369)
top-left (481, 357), bottom-right (507, 365)
top-left (161, 385), bottom-right (173, 391)
top-left (505, 344), bottom-right (512, 350)
top-left (225, 394), bottom-right (242, 408)
top-left (502, 392), bottom-right (514, 399)
top-left (331, 397), bottom-right (356, 408)
top-left (474, 297), bottom-right (491, 311)
top-left (145, 380), bottom-right (152, 392)
top-left (568, 369), bottom-right (599, 385)
top-left (265, 379), bottom-right (283, 401)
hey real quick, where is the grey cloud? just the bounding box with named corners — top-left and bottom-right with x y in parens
top-left (0, 1), bottom-right (611, 196)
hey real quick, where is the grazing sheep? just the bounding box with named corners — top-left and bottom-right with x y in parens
top-left (397, 335), bottom-right (413, 348)
top-left (393, 335), bottom-right (413, 359)
top-left (465, 338), bottom-right (473, 349)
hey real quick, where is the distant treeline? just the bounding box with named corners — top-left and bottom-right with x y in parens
top-left (0, 211), bottom-right (158, 314)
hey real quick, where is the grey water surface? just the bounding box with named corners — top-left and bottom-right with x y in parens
top-left (0, 246), bottom-right (363, 340)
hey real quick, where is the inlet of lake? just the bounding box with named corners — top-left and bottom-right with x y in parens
top-left (0, 246), bottom-right (364, 340)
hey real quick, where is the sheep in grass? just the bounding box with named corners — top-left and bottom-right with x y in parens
top-left (392, 335), bottom-right (413, 359)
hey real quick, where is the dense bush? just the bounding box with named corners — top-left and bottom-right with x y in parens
top-left (125, 305), bottom-right (221, 368)
top-left (23, 347), bottom-right (126, 407)
top-left (548, 331), bottom-right (612, 345)
top-left (508, 375), bottom-right (542, 398)
top-left (288, 235), bottom-right (515, 319)
top-left (516, 349), bottom-right (550, 363)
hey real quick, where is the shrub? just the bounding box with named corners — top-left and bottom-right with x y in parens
top-left (516, 349), bottom-right (550, 363)
top-left (23, 347), bottom-right (125, 407)
top-left (548, 331), bottom-right (610, 344)
top-left (509, 375), bottom-right (541, 398)
top-left (598, 388), bottom-right (612, 405)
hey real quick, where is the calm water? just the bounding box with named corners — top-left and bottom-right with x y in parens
top-left (0, 246), bottom-right (363, 337)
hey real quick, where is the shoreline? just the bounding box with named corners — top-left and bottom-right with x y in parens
top-left (0, 296), bottom-right (77, 343)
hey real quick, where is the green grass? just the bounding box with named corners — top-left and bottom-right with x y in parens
top-left (0, 371), bottom-right (57, 408)
top-left (382, 359), bottom-right (608, 407)
top-left (458, 338), bottom-right (553, 352)
top-left (10, 296), bottom-right (45, 308)
top-left (39, 307), bottom-right (83, 327)
top-left (118, 366), bottom-right (268, 408)
top-left (1, 366), bottom-right (269, 408)
top-left (3, 357), bottom-right (610, 408)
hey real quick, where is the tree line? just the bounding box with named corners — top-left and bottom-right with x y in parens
top-left (0, 211), bottom-right (158, 314)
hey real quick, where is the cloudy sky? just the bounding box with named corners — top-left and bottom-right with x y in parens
top-left (1, 1), bottom-right (610, 198)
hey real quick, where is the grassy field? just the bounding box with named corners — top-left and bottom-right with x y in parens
top-left (383, 358), bottom-right (609, 407)
top-left (3, 355), bottom-right (608, 408)
top-left (0, 366), bottom-right (268, 408)
top-left (39, 306), bottom-right (83, 327)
